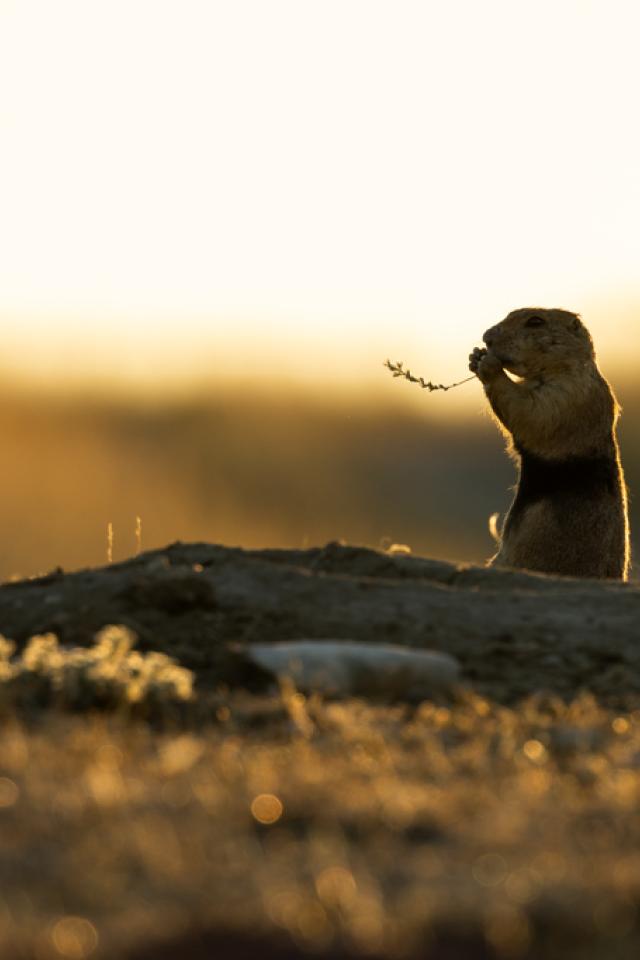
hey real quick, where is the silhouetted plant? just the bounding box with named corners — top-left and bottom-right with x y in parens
top-left (384, 359), bottom-right (476, 392)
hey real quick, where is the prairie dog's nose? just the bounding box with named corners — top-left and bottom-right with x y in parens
top-left (483, 326), bottom-right (498, 347)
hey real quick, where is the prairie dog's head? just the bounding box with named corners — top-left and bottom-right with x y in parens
top-left (483, 307), bottom-right (595, 378)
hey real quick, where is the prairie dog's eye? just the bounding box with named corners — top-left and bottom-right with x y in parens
top-left (525, 315), bottom-right (545, 328)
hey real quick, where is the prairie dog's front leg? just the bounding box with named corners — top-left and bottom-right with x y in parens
top-left (469, 347), bottom-right (521, 431)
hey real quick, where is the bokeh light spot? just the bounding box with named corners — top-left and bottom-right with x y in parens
top-left (472, 853), bottom-right (508, 887)
top-left (523, 739), bottom-right (547, 763)
top-left (51, 917), bottom-right (98, 959)
top-left (251, 793), bottom-right (283, 825)
top-left (612, 716), bottom-right (630, 734)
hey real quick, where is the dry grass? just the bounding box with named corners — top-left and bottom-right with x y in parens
top-left (3, 668), bottom-right (640, 959)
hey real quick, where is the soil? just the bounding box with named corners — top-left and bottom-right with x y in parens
top-left (1, 540), bottom-right (639, 706)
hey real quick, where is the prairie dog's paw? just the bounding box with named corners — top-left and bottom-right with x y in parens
top-left (468, 347), bottom-right (486, 373)
top-left (469, 347), bottom-right (503, 383)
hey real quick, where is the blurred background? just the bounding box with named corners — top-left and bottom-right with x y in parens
top-left (1, 0), bottom-right (639, 580)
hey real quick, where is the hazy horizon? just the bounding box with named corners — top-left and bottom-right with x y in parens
top-left (0, 380), bottom-right (638, 582)
top-left (0, 316), bottom-right (637, 416)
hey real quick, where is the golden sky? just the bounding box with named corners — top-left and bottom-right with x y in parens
top-left (1, 0), bottom-right (639, 396)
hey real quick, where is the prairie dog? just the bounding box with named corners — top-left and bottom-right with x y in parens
top-left (469, 307), bottom-right (630, 580)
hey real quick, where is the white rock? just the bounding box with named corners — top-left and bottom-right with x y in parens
top-left (245, 640), bottom-right (460, 700)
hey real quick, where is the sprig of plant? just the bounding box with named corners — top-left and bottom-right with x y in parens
top-left (384, 359), bottom-right (476, 392)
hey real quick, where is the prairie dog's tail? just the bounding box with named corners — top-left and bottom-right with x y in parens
top-left (488, 512), bottom-right (502, 544)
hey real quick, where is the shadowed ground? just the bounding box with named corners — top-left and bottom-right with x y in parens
top-left (2, 542), bottom-right (640, 960)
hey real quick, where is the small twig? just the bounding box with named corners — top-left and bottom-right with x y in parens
top-left (384, 359), bottom-right (476, 392)
top-left (135, 516), bottom-right (142, 556)
top-left (107, 522), bottom-right (114, 565)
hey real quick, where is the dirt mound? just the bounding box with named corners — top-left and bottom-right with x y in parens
top-left (0, 541), bottom-right (638, 706)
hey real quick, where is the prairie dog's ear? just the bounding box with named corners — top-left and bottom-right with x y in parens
top-left (572, 315), bottom-right (582, 331)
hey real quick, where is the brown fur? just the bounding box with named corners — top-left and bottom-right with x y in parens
top-left (469, 307), bottom-right (630, 580)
